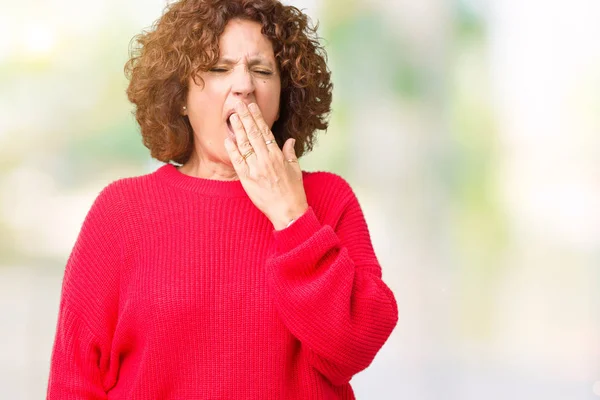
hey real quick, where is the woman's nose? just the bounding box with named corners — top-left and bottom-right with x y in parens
top-left (231, 67), bottom-right (255, 98)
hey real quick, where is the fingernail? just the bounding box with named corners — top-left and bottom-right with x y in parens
top-left (248, 103), bottom-right (258, 113)
top-left (292, 139), bottom-right (296, 146)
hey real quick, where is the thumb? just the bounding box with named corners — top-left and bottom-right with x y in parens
top-left (283, 138), bottom-right (297, 160)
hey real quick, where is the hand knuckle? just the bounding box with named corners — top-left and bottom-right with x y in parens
top-left (272, 152), bottom-right (283, 162)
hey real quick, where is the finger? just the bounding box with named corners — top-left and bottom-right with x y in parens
top-left (224, 136), bottom-right (249, 176)
top-left (235, 102), bottom-right (269, 159)
top-left (283, 138), bottom-right (300, 167)
top-left (229, 113), bottom-right (257, 166)
top-left (247, 103), bottom-right (278, 153)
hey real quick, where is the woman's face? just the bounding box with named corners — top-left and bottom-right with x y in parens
top-left (184, 18), bottom-right (281, 166)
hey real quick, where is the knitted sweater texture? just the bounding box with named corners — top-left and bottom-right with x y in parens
top-left (47, 164), bottom-right (398, 399)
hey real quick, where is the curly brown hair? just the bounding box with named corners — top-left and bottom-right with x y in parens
top-left (124, 0), bottom-right (333, 164)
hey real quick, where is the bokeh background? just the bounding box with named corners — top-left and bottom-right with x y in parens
top-left (1, 0), bottom-right (599, 398)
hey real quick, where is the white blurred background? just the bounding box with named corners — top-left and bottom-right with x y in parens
top-left (1, 0), bottom-right (599, 398)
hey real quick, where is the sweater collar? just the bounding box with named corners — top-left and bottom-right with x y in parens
top-left (156, 163), bottom-right (248, 197)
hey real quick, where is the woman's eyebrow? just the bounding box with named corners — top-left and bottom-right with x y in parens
top-left (218, 56), bottom-right (275, 68)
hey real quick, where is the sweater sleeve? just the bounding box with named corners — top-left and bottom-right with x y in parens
top-left (47, 182), bottom-right (124, 399)
top-left (266, 181), bottom-right (399, 386)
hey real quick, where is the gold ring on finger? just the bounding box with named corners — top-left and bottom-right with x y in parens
top-left (265, 139), bottom-right (276, 145)
top-left (286, 159), bottom-right (298, 163)
top-left (242, 149), bottom-right (255, 160)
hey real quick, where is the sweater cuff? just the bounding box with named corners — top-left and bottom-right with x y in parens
top-left (271, 206), bottom-right (323, 254)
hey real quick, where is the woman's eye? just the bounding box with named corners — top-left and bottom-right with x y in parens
top-left (254, 70), bottom-right (273, 76)
top-left (210, 68), bottom-right (228, 72)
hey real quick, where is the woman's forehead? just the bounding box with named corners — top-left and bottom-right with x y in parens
top-left (219, 20), bottom-right (273, 49)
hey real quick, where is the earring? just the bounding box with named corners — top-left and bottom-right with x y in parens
top-left (182, 106), bottom-right (187, 111)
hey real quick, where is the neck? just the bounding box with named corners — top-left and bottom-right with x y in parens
top-left (178, 152), bottom-right (240, 181)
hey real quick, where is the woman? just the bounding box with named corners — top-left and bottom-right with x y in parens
top-left (47, 0), bottom-right (398, 398)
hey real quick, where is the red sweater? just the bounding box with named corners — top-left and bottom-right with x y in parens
top-left (47, 164), bottom-right (398, 399)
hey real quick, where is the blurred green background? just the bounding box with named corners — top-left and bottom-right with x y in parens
top-left (1, 0), bottom-right (599, 398)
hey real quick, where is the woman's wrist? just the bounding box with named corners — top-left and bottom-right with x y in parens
top-left (285, 217), bottom-right (297, 228)
top-left (273, 205), bottom-right (308, 230)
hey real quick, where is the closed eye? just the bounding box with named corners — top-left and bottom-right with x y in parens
top-left (209, 67), bottom-right (273, 75)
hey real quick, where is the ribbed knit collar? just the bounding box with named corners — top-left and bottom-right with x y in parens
top-left (155, 163), bottom-right (248, 197)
